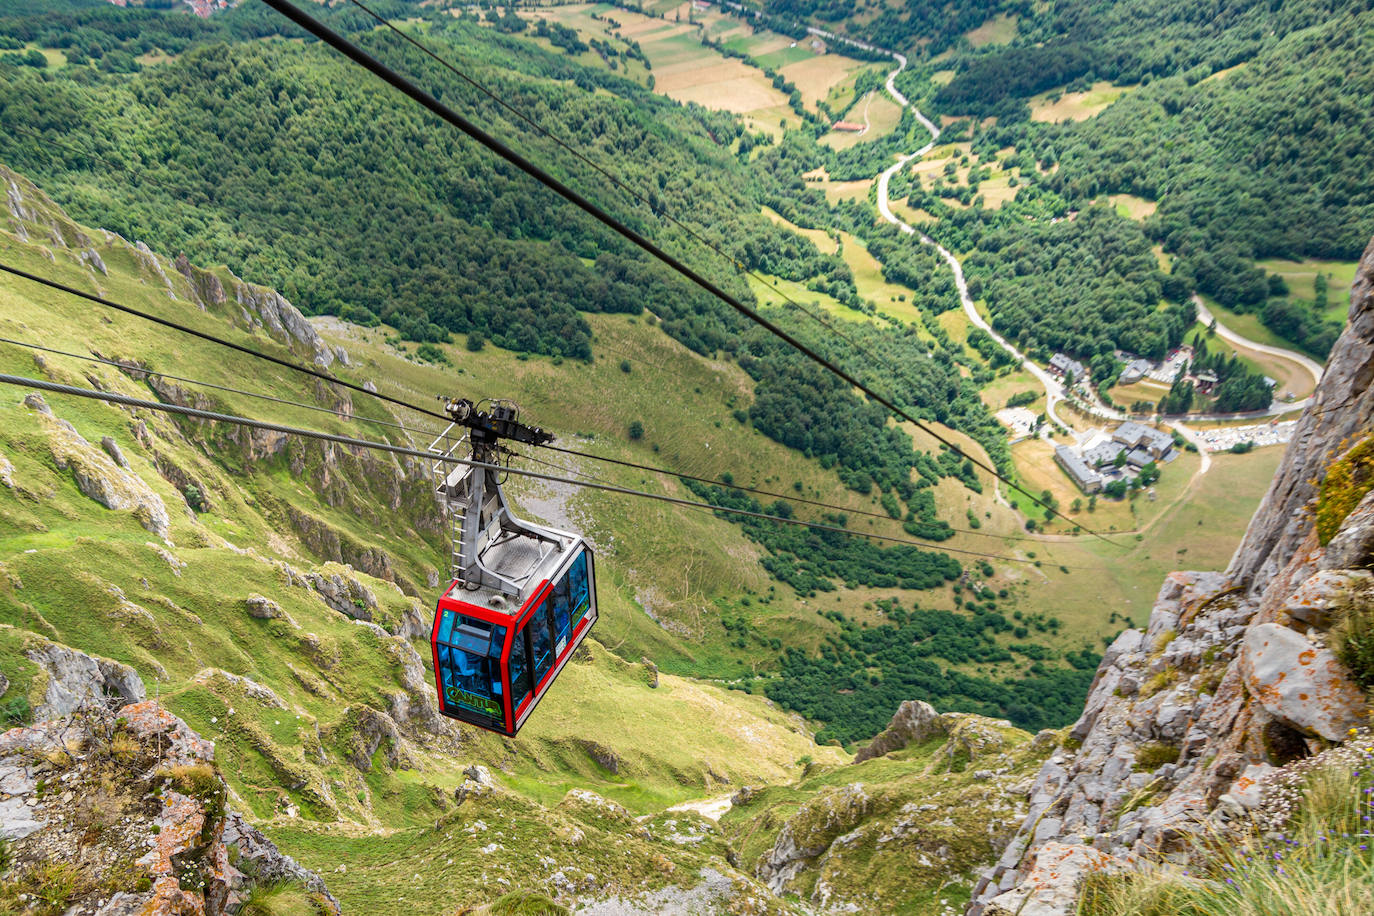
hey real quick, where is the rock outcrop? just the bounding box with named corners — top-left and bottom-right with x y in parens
top-left (29, 395), bottom-right (172, 539)
top-left (854, 699), bottom-right (946, 762)
top-left (967, 235), bottom-right (1374, 915)
top-left (0, 641), bottom-right (339, 915)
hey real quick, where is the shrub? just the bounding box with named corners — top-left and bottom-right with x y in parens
top-left (414, 343), bottom-right (450, 365)
top-left (1134, 741), bottom-right (1181, 771)
top-left (1330, 587), bottom-right (1374, 689)
top-left (628, 420), bottom-right (644, 440)
top-left (239, 879), bottom-right (316, 916)
top-left (0, 695), bottom-right (31, 727)
top-left (1315, 436), bottom-right (1374, 544)
top-left (465, 331), bottom-right (485, 352)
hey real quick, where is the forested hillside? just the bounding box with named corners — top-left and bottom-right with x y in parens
top-left (921, 0), bottom-right (1374, 360)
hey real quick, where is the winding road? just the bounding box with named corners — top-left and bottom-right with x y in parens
top-left (861, 48), bottom-right (1321, 453)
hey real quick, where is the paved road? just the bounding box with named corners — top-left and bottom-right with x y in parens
top-left (1192, 295), bottom-right (1323, 406)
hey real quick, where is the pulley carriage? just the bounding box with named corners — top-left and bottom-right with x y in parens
top-left (428, 398), bottom-right (597, 735)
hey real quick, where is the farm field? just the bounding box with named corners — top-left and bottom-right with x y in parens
top-left (1029, 82), bottom-right (1137, 123)
top-left (778, 50), bottom-right (870, 112)
top-left (820, 92), bottom-right (903, 149)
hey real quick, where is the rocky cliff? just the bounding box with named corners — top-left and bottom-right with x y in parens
top-left (0, 638), bottom-right (338, 914)
top-left (966, 236), bottom-right (1374, 915)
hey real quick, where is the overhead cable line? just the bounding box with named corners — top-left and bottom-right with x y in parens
top-left (0, 262), bottom-right (453, 427)
top-left (0, 336), bottom-right (438, 441)
top-left (0, 372), bottom-right (1085, 566)
top-left (538, 441), bottom-right (1055, 542)
top-left (260, 0), bottom-right (1116, 544)
top-left (340, 0), bottom-right (876, 354)
top-left (3, 258), bottom-right (1049, 541)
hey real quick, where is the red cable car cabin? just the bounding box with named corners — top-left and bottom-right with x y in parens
top-left (431, 538), bottom-right (596, 735)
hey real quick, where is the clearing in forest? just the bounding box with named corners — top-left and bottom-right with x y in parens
top-left (1107, 194), bottom-right (1158, 221)
top-left (1258, 257), bottom-right (1360, 323)
top-left (1029, 82), bottom-right (1135, 123)
top-left (965, 13), bottom-right (1018, 47)
top-left (820, 92), bottom-right (903, 149)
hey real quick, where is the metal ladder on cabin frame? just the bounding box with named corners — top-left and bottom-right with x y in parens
top-left (426, 399), bottom-right (563, 597)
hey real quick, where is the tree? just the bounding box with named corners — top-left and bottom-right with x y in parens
top-left (628, 420), bottom-right (644, 440)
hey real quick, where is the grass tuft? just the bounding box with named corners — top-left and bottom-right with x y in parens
top-left (1330, 585), bottom-right (1374, 689)
top-left (239, 879), bottom-right (316, 916)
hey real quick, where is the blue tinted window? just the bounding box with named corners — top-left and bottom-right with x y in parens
top-left (551, 574), bottom-right (572, 648)
top-left (528, 603), bottom-right (553, 686)
top-left (509, 624), bottom-right (532, 710)
top-left (567, 551), bottom-right (590, 626)
top-left (437, 614), bottom-right (507, 725)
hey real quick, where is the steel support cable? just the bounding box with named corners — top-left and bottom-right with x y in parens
top-left (537, 441), bottom-right (1055, 542)
top-left (4, 259), bottom-right (1048, 542)
top-left (0, 373), bottom-right (1090, 567)
top-left (0, 336), bottom-right (439, 440)
top-left (258, 0), bottom-right (1117, 545)
top-left (340, 0), bottom-right (879, 357)
top-left (0, 261), bottom-right (454, 426)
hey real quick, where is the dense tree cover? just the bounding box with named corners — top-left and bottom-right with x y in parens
top-left (0, 19), bottom-right (799, 358)
top-left (1187, 335), bottom-right (1274, 413)
top-left (0, 0), bottom-right (394, 67)
top-left (1037, 17), bottom-right (1374, 273)
top-left (766, 598), bottom-right (1100, 742)
top-left (753, 0), bottom-right (1005, 56)
top-left (0, 6), bottom-right (1021, 546)
top-left (931, 6), bottom-right (1374, 357)
top-left (955, 207), bottom-right (1194, 361)
top-left (935, 0), bottom-right (1370, 117)
top-left (688, 483), bottom-right (961, 595)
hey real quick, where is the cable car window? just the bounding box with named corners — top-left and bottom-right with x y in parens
top-left (509, 621), bottom-right (532, 711)
top-left (436, 612), bottom-right (507, 724)
top-left (527, 605), bottom-right (554, 686)
top-left (551, 573), bottom-right (572, 649)
top-left (568, 551), bottom-right (590, 628)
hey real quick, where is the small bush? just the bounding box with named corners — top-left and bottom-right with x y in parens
top-left (628, 420), bottom-right (644, 440)
top-left (415, 343), bottom-right (450, 365)
top-left (1140, 665), bottom-right (1177, 698)
top-left (0, 695), bottom-right (30, 727)
top-left (465, 332), bottom-right (485, 352)
top-left (240, 879), bottom-right (315, 916)
top-left (1331, 587), bottom-right (1374, 689)
top-left (1315, 436), bottom-right (1374, 544)
top-left (619, 359), bottom-right (632, 373)
top-left (1134, 741), bottom-right (1180, 771)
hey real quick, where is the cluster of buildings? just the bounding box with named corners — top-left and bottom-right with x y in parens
top-left (1053, 422), bottom-right (1177, 494)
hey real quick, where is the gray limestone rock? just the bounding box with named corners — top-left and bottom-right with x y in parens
top-left (245, 593), bottom-right (283, 619)
top-left (21, 392), bottom-right (51, 416)
top-left (855, 699), bottom-right (947, 763)
top-left (1240, 622), bottom-right (1367, 741)
top-left (100, 435), bottom-right (128, 468)
top-left (26, 640), bottom-right (145, 718)
top-left (1283, 568), bottom-right (1373, 627)
top-left (222, 811), bottom-right (340, 910)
